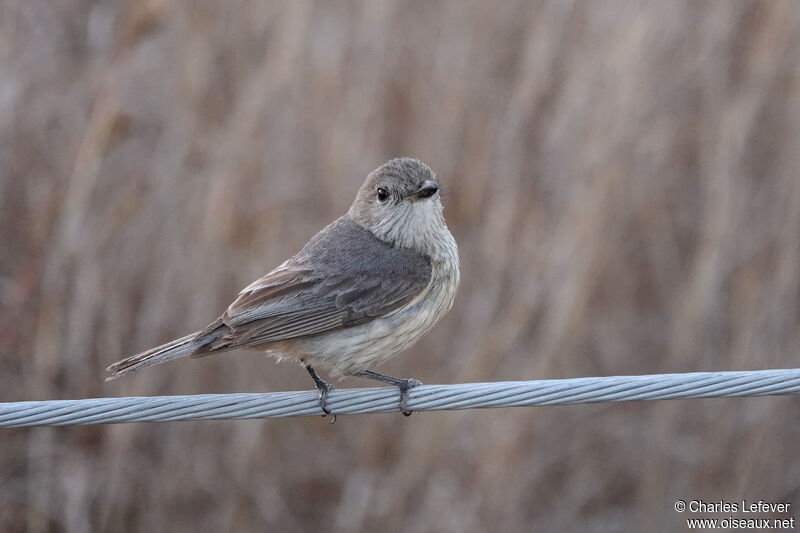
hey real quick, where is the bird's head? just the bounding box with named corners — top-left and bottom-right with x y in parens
top-left (349, 158), bottom-right (447, 254)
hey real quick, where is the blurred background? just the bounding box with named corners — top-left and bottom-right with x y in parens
top-left (2, 0), bottom-right (800, 531)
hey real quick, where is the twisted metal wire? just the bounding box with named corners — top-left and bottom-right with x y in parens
top-left (2, 368), bottom-right (800, 428)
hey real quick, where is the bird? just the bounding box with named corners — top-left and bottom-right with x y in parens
top-left (106, 157), bottom-right (460, 417)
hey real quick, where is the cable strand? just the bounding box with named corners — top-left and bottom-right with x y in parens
top-left (2, 368), bottom-right (800, 427)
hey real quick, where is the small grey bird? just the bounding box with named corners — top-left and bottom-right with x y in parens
top-left (106, 158), bottom-right (460, 416)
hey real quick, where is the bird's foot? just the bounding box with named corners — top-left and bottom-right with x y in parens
top-left (353, 370), bottom-right (422, 416)
top-left (398, 378), bottom-right (423, 416)
top-left (305, 363), bottom-right (336, 421)
top-left (317, 381), bottom-right (335, 416)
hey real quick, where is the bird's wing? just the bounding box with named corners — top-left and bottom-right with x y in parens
top-left (210, 217), bottom-right (432, 348)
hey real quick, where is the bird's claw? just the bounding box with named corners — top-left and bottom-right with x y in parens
top-left (351, 370), bottom-right (422, 417)
top-left (305, 364), bottom-right (336, 422)
top-left (399, 378), bottom-right (422, 416)
top-left (317, 383), bottom-right (335, 416)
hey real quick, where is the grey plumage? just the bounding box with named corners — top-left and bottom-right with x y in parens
top-left (217, 217), bottom-right (432, 346)
top-left (106, 158), bottom-right (459, 413)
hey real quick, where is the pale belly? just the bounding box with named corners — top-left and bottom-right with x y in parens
top-left (264, 264), bottom-right (458, 376)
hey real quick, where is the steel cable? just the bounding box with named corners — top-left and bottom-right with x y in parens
top-left (2, 368), bottom-right (800, 427)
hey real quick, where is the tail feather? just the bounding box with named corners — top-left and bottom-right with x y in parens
top-left (105, 322), bottom-right (226, 380)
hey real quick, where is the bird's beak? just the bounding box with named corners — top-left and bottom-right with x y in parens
top-left (408, 181), bottom-right (439, 200)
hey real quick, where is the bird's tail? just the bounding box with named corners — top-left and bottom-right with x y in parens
top-left (105, 321), bottom-right (226, 380)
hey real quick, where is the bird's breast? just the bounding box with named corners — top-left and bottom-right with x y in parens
top-left (288, 254), bottom-right (459, 376)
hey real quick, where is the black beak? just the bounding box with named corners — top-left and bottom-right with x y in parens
top-left (410, 181), bottom-right (439, 200)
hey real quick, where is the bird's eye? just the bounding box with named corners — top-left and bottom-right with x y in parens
top-left (377, 187), bottom-right (390, 202)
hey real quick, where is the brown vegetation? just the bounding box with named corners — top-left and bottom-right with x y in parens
top-left (2, 1), bottom-right (800, 531)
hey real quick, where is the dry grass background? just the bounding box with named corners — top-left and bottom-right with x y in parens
top-left (2, 0), bottom-right (800, 531)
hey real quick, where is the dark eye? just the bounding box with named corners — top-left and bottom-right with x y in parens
top-left (377, 187), bottom-right (390, 202)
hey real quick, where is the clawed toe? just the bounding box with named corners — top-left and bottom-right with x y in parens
top-left (317, 384), bottom-right (334, 416)
top-left (399, 378), bottom-right (422, 416)
top-left (305, 364), bottom-right (336, 420)
top-left (353, 370), bottom-right (423, 417)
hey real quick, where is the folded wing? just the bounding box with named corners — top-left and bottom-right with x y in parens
top-left (196, 216), bottom-right (432, 352)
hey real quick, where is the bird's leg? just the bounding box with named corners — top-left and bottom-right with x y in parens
top-left (304, 363), bottom-right (335, 418)
top-left (354, 370), bottom-right (422, 416)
